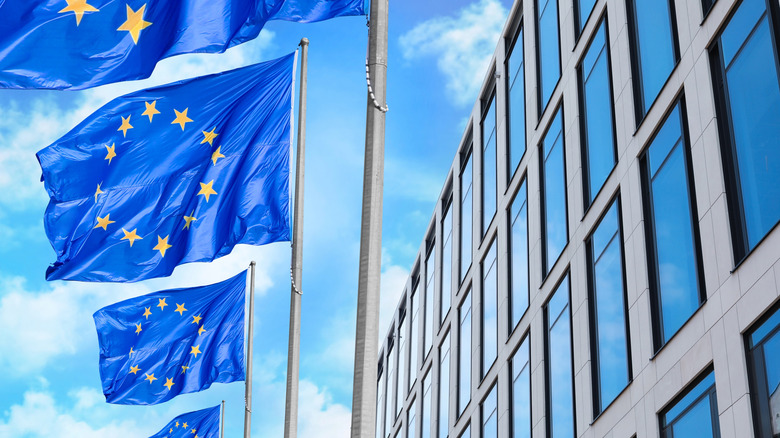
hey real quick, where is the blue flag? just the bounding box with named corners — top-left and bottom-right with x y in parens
top-left (150, 405), bottom-right (221, 438)
top-left (0, 0), bottom-right (364, 89)
top-left (38, 53), bottom-right (294, 283)
top-left (94, 271), bottom-right (246, 405)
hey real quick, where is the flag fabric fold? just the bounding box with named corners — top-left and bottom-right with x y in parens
top-left (38, 53), bottom-right (294, 283)
top-left (149, 405), bottom-right (221, 438)
top-left (0, 0), bottom-right (364, 89)
top-left (94, 271), bottom-right (246, 405)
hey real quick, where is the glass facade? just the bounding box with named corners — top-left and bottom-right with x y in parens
top-left (536, 0), bottom-right (561, 112)
top-left (509, 180), bottom-right (529, 332)
top-left (641, 99), bottom-right (703, 348)
top-left (507, 26), bottom-right (526, 176)
top-left (482, 240), bottom-right (498, 378)
top-left (481, 385), bottom-right (498, 438)
top-left (439, 332), bottom-right (451, 438)
top-left (545, 275), bottom-right (574, 438)
top-left (387, 332), bottom-right (396, 435)
top-left (659, 371), bottom-right (721, 438)
top-left (458, 290), bottom-right (472, 416)
top-left (442, 201), bottom-right (453, 325)
top-left (746, 305), bottom-right (780, 437)
top-left (398, 309), bottom-right (408, 415)
top-left (408, 398), bottom-right (418, 438)
top-left (423, 369), bottom-right (432, 438)
top-left (461, 152), bottom-right (473, 283)
top-left (540, 107), bottom-right (567, 277)
top-left (377, 362), bottom-right (385, 438)
top-left (711, 0), bottom-right (780, 259)
top-left (587, 199), bottom-right (630, 413)
top-left (426, 243), bottom-right (435, 358)
top-left (483, 94), bottom-right (498, 236)
top-left (575, 0), bottom-right (596, 37)
top-left (511, 337), bottom-right (531, 438)
top-left (411, 281), bottom-right (421, 384)
top-left (578, 19), bottom-right (616, 206)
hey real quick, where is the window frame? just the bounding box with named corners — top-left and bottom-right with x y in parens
top-left (508, 176), bottom-right (530, 336)
top-left (534, 0), bottom-right (564, 118)
top-left (480, 235), bottom-right (499, 380)
top-left (460, 144), bottom-right (474, 285)
top-left (573, 0), bottom-right (598, 42)
top-left (509, 332), bottom-right (532, 438)
top-left (457, 286), bottom-right (473, 418)
top-left (441, 194), bottom-right (454, 328)
top-left (744, 300), bottom-right (780, 438)
top-left (505, 19), bottom-right (528, 183)
top-left (658, 366), bottom-right (721, 438)
top-left (438, 330), bottom-right (452, 438)
top-left (481, 86), bottom-right (499, 239)
top-left (538, 102), bottom-right (569, 281)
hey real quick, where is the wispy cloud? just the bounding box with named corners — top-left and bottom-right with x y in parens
top-left (399, 0), bottom-right (508, 106)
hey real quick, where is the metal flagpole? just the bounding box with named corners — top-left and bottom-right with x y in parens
top-left (284, 37), bottom-right (308, 438)
top-left (350, 0), bottom-right (388, 435)
top-left (244, 261), bottom-right (256, 438)
top-left (220, 400), bottom-right (225, 438)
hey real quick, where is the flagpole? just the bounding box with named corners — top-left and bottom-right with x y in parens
top-left (284, 37), bottom-right (308, 438)
top-left (220, 400), bottom-right (225, 438)
top-left (244, 261), bottom-right (256, 438)
top-left (350, 0), bottom-right (388, 435)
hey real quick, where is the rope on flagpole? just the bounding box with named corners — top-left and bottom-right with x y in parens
top-left (290, 267), bottom-right (302, 295)
top-left (365, 20), bottom-right (388, 113)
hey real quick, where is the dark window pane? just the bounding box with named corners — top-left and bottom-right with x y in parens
top-left (442, 202), bottom-right (453, 325)
top-left (537, 0), bottom-right (561, 111)
top-left (483, 95), bottom-right (498, 235)
top-left (461, 155), bottom-right (473, 283)
top-left (589, 200), bottom-right (630, 412)
top-left (510, 181), bottom-right (529, 331)
top-left (459, 290), bottom-right (472, 415)
top-left (482, 241), bottom-right (498, 377)
top-left (387, 335), bottom-right (396, 433)
top-left (482, 385), bottom-right (498, 438)
top-left (660, 371), bottom-right (720, 438)
top-left (439, 333), bottom-right (451, 438)
top-left (628, 0), bottom-right (677, 115)
top-left (576, 0), bottom-right (596, 35)
top-left (426, 245), bottom-right (435, 357)
top-left (507, 28), bottom-right (526, 175)
top-left (747, 306), bottom-right (780, 436)
top-left (580, 21), bottom-right (616, 205)
top-left (541, 108), bottom-right (567, 276)
top-left (546, 275), bottom-right (574, 438)
top-left (511, 337), bottom-right (531, 438)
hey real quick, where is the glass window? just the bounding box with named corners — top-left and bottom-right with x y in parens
top-left (387, 332), bottom-right (397, 434)
top-left (411, 280), bottom-right (421, 387)
top-left (587, 199), bottom-right (630, 413)
top-left (510, 180), bottom-right (529, 333)
top-left (711, 0), bottom-right (780, 260)
top-left (540, 107), bottom-right (568, 277)
top-left (746, 305), bottom-right (780, 437)
top-left (545, 274), bottom-right (574, 438)
top-left (626, 0), bottom-right (678, 119)
top-left (461, 152), bottom-right (473, 283)
top-left (579, 20), bottom-right (617, 207)
top-left (536, 0), bottom-right (561, 112)
top-left (423, 369), bottom-right (432, 438)
top-left (574, 0), bottom-right (596, 36)
top-left (659, 370), bottom-right (721, 438)
top-left (439, 332), bottom-right (451, 438)
top-left (458, 289), bottom-right (472, 416)
top-left (702, 0), bottom-right (716, 17)
top-left (377, 361), bottom-right (386, 438)
top-left (399, 308), bottom-right (408, 414)
top-left (511, 336), bottom-right (531, 438)
top-left (442, 201), bottom-right (453, 326)
top-left (460, 425), bottom-right (471, 438)
top-left (409, 398), bottom-right (418, 438)
top-left (482, 384), bottom-right (498, 438)
top-left (507, 26), bottom-right (526, 176)
top-left (641, 99), bottom-right (703, 348)
top-left (482, 240), bottom-right (498, 377)
top-left (426, 243), bottom-right (435, 358)
top-left (483, 94), bottom-right (498, 236)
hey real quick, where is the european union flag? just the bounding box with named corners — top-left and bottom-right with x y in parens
top-left (94, 271), bottom-right (246, 405)
top-left (0, 0), bottom-right (364, 89)
top-left (150, 405), bottom-right (221, 438)
top-left (38, 53), bottom-right (294, 282)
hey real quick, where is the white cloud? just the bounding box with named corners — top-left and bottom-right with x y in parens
top-left (378, 264), bottom-right (410, 345)
top-left (399, 0), bottom-right (508, 106)
top-left (297, 380), bottom-right (352, 438)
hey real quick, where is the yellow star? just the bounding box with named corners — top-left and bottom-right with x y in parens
top-left (94, 183), bottom-right (104, 202)
top-left (191, 428), bottom-right (196, 434)
top-left (104, 143), bottom-right (116, 164)
top-left (129, 365), bottom-right (140, 374)
top-left (175, 303), bottom-right (187, 316)
top-left (183, 423), bottom-right (188, 429)
top-left (157, 298), bottom-right (168, 310)
top-left (170, 428), bottom-right (173, 434)
top-left (171, 108), bottom-right (193, 130)
top-left (58, 0), bottom-right (98, 26)
top-left (134, 323), bottom-right (142, 334)
top-left (121, 228), bottom-right (143, 247)
top-left (181, 366), bottom-right (189, 374)
top-left (94, 214), bottom-right (115, 231)
top-left (197, 180), bottom-right (217, 202)
top-left (176, 421), bottom-right (180, 427)
top-left (164, 378), bottom-right (174, 390)
top-left (183, 212), bottom-right (197, 230)
top-left (201, 127), bottom-right (219, 145)
top-left (211, 146), bottom-right (225, 165)
top-left (198, 326), bottom-right (206, 336)
top-left (142, 100), bottom-right (160, 122)
top-left (142, 307), bottom-right (152, 319)
top-left (144, 373), bottom-right (157, 384)
top-left (191, 314), bottom-right (202, 325)
top-left (117, 115), bottom-right (133, 137)
top-left (129, 346), bottom-right (135, 357)
top-left (190, 345), bottom-right (201, 358)
top-left (153, 235), bottom-right (172, 257)
top-left (117, 4), bottom-right (152, 44)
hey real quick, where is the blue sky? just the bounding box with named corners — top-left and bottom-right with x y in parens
top-left (0, 0), bottom-right (512, 436)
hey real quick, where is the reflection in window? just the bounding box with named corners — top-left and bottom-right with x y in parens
top-left (746, 306), bottom-right (780, 437)
top-left (458, 290), bottom-right (472, 416)
top-left (588, 199), bottom-right (630, 413)
top-left (387, 331), bottom-right (397, 434)
top-left (398, 308), bottom-right (408, 414)
top-left (507, 26), bottom-right (526, 176)
top-left (540, 107), bottom-right (567, 277)
top-left (511, 337), bottom-right (531, 438)
top-left (411, 281), bottom-right (421, 388)
top-left (536, 0), bottom-right (561, 112)
top-left (439, 332), bottom-right (451, 438)
top-left (482, 385), bottom-right (498, 438)
top-left (626, 0), bottom-right (678, 119)
top-left (460, 425), bottom-right (471, 438)
top-left (574, 0), bottom-right (596, 36)
top-left (579, 20), bottom-right (616, 206)
top-left (641, 100), bottom-right (703, 348)
top-left (545, 274), bottom-right (574, 438)
top-left (482, 240), bottom-right (498, 377)
top-left (510, 180), bottom-right (529, 332)
top-left (711, 0), bottom-right (780, 259)
top-left (426, 243), bottom-right (435, 358)
top-left (442, 201), bottom-right (453, 325)
top-left (483, 94), bottom-right (498, 235)
top-left (461, 153), bottom-right (473, 283)
top-left (659, 370), bottom-right (721, 438)
top-left (423, 369), bottom-right (432, 438)
top-left (409, 398), bottom-right (418, 438)
top-left (377, 360), bottom-right (386, 438)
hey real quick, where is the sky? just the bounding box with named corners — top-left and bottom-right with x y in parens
top-left (0, 0), bottom-right (513, 436)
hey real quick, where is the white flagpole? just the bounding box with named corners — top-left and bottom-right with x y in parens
top-left (244, 261), bottom-right (256, 438)
top-left (220, 400), bottom-right (225, 438)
